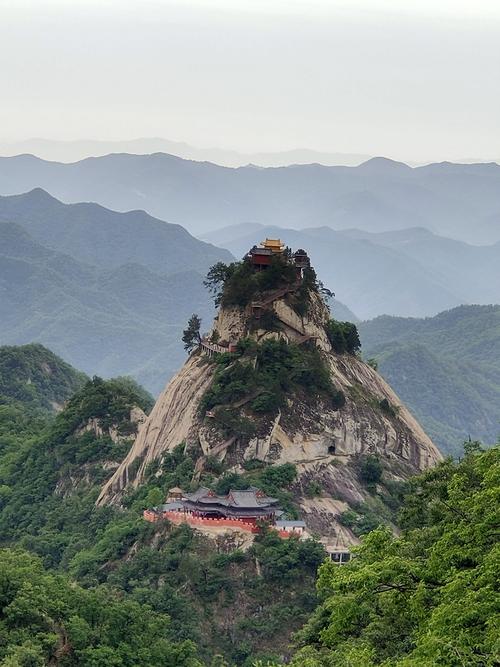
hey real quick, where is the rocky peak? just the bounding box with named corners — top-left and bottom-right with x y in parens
top-left (97, 242), bottom-right (442, 541)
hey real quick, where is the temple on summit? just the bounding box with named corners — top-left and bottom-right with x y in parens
top-left (247, 238), bottom-right (310, 277)
top-left (248, 238), bottom-right (285, 270)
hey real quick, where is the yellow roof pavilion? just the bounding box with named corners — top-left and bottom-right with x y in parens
top-left (261, 238), bottom-right (285, 253)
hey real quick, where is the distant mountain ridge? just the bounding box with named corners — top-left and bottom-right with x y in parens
top-left (359, 305), bottom-right (500, 455)
top-left (0, 153), bottom-right (499, 243)
top-left (205, 222), bottom-right (500, 320)
top-left (0, 137), bottom-right (372, 167)
top-left (0, 188), bottom-right (230, 275)
top-left (0, 191), bottom-right (233, 393)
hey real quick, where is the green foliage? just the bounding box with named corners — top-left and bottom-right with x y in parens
top-left (203, 262), bottom-right (237, 305)
top-left (290, 446), bottom-right (500, 666)
top-left (250, 530), bottom-right (326, 582)
top-left (110, 375), bottom-right (155, 413)
top-left (305, 481), bottom-right (322, 498)
top-left (0, 548), bottom-right (203, 666)
top-left (203, 339), bottom-right (343, 416)
top-left (0, 343), bottom-right (87, 413)
top-left (257, 463), bottom-right (297, 495)
top-left (214, 472), bottom-right (248, 495)
top-left (359, 305), bottom-right (500, 456)
top-left (212, 463), bottom-right (297, 498)
top-left (325, 319), bottom-right (361, 355)
top-left (251, 391), bottom-right (281, 413)
top-left (52, 375), bottom-right (153, 438)
top-left (205, 253), bottom-right (306, 310)
top-left (0, 362), bottom-right (325, 665)
top-left (123, 444), bottom-right (196, 511)
top-left (0, 376), bottom-right (153, 565)
top-left (182, 313), bottom-right (202, 352)
top-left (379, 397), bottom-right (397, 417)
top-left (338, 507), bottom-right (384, 537)
top-left (214, 408), bottom-right (257, 438)
top-left (291, 267), bottom-right (319, 316)
top-left (357, 454), bottom-right (383, 486)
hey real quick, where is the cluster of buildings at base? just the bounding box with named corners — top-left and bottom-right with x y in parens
top-left (144, 486), bottom-right (307, 537)
top-left (143, 485), bottom-right (351, 563)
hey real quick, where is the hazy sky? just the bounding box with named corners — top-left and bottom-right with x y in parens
top-left (1, 0), bottom-right (499, 161)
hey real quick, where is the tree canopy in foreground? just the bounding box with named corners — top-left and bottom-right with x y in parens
top-left (0, 548), bottom-right (203, 667)
top-left (278, 444), bottom-right (499, 666)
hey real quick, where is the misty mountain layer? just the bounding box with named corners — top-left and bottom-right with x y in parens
top-left (0, 137), bottom-right (371, 167)
top-left (0, 153), bottom-right (499, 243)
top-left (0, 191), bottom-right (233, 393)
top-left (205, 223), bottom-right (500, 320)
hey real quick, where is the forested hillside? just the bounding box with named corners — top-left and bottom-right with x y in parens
top-left (359, 305), bottom-right (500, 456)
top-left (0, 360), bottom-right (325, 666)
top-left (1, 358), bottom-right (497, 665)
top-left (279, 444), bottom-right (500, 666)
top-left (0, 189), bottom-right (232, 393)
top-left (0, 343), bottom-right (86, 413)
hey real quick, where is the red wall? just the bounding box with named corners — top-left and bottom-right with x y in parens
top-left (143, 510), bottom-right (301, 539)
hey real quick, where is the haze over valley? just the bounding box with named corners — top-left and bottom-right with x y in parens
top-left (1, 153), bottom-right (499, 244)
top-left (1, 1), bottom-right (499, 665)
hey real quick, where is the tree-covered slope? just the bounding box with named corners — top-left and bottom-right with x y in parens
top-left (0, 548), bottom-right (202, 667)
top-left (280, 444), bottom-right (500, 667)
top-left (0, 188), bottom-right (232, 276)
top-left (0, 222), bottom-right (216, 394)
top-left (0, 343), bottom-right (87, 413)
top-left (359, 305), bottom-right (500, 456)
top-left (0, 372), bottom-right (326, 666)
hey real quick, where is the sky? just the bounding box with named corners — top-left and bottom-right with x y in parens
top-left (1, 0), bottom-right (499, 162)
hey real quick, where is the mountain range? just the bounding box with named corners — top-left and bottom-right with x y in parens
top-left (359, 305), bottom-right (500, 455)
top-left (204, 223), bottom-right (500, 320)
top-left (0, 137), bottom-right (371, 167)
top-left (0, 153), bottom-right (499, 243)
top-left (1, 188), bottom-right (499, 454)
top-left (0, 190), bottom-right (231, 393)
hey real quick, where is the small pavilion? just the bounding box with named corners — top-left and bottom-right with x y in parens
top-left (248, 238), bottom-right (285, 270)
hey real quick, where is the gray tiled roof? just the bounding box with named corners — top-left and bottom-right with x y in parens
top-left (275, 520), bottom-right (306, 527)
top-left (158, 501), bottom-right (185, 511)
top-left (184, 487), bottom-right (278, 509)
top-left (230, 490), bottom-right (263, 507)
top-left (249, 246), bottom-right (273, 256)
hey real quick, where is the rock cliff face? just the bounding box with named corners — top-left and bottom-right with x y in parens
top-left (98, 274), bottom-right (441, 539)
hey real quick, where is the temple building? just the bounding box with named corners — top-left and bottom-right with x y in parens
top-left (152, 486), bottom-right (282, 524)
top-left (247, 239), bottom-right (310, 277)
top-left (248, 238), bottom-right (285, 270)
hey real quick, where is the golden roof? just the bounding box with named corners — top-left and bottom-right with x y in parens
top-left (261, 238), bottom-right (284, 253)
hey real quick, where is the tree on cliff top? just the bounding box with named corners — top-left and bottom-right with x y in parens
top-left (182, 314), bottom-right (202, 352)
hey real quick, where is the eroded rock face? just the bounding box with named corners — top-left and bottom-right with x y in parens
top-left (97, 291), bottom-right (442, 529)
